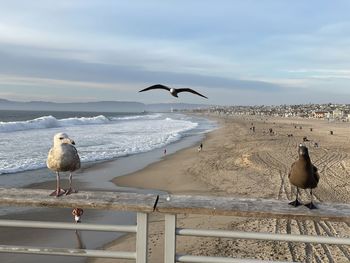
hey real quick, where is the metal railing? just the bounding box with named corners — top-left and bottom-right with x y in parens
top-left (0, 188), bottom-right (349, 263)
top-left (164, 214), bottom-right (350, 263)
top-left (0, 213), bottom-right (148, 262)
top-left (156, 194), bottom-right (350, 263)
top-left (0, 187), bottom-right (154, 262)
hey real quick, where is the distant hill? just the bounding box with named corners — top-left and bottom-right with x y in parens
top-left (0, 99), bottom-right (145, 112)
top-left (0, 99), bottom-right (209, 112)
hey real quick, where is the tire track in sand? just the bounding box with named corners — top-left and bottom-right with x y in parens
top-left (252, 137), bottom-right (342, 262)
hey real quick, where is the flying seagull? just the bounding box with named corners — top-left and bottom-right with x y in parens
top-left (288, 144), bottom-right (319, 209)
top-left (139, 84), bottom-right (208, 99)
top-left (47, 132), bottom-right (81, 197)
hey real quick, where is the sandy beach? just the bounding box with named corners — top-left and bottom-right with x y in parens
top-left (91, 114), bottom-right (350, 263)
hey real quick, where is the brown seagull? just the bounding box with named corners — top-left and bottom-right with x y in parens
top-left (288, 144), bottom-right (319, 209)
top-left (139, 84), bottom-right (208, 99)
top-left (47, 133), bottom-right (81, 197)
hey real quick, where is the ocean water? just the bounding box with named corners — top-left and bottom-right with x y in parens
top-left (0, 110), bottom-right (215, 175)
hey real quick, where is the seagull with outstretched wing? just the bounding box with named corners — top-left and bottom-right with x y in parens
top-left (139, 84), bottom-right (208, 99)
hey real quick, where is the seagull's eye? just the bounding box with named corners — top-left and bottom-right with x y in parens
top-left (59, 137), bottom-right (64, 140)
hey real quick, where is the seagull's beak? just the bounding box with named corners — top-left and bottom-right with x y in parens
top-left (64, 138), bottom-right (75, 145)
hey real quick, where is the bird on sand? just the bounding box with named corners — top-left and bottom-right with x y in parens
top-left (288, 144), bottom-right (319, 209)
top-left (139, 84), bottom-right (208, 99)
top-left (47, 132), bottom-right (81, 197)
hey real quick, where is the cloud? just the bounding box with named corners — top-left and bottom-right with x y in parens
top-left (0, 46), bottom-right (284, 93)
top-left (0, 74), bottom-right (136, 91)
top-left (0, 19), bottom-right (244, 80)
top-left (286, 69), bottom-right (350, 80)
top-left (261, 21), bottom-right (350, 65)
top-left (1, 1), bottom-right (350, 104)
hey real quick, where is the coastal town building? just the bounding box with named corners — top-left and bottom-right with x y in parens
top-left (332, 109), bottom-right (344, 119)
top-left (313, 111), bottom-right (329, 119)
top-left (190, 103), bottom-right (350, 122)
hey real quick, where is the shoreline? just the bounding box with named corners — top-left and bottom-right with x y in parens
top-left (112, 114), bottom-right (223, 195)
top-left (0, 116), bottom-right (213, 263)
top-left (112, 130), bottom-right (216, 194)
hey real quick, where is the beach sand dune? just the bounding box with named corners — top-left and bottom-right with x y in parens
top-left (91, 115), bottom-right (350, 263)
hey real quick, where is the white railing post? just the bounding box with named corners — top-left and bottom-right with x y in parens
top-left (136, 212), bottom-right (148, 263)
top-left (165, 214), bottom-right (177, 263)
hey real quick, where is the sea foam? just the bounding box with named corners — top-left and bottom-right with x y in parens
top-left (0, 115), bottom-right (110, 133)
top-left (0, 113), bottom-right (199, 174)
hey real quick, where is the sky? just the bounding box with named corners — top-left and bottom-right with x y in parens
top-left (1, 0), bottom-right (350, 105)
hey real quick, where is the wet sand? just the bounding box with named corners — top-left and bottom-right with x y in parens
top-left (92, 115), bottom-right (350, 263)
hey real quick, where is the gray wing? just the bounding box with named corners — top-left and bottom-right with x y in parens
top-left (71, 145), bottom-right (81, 169)
top-left (139, 84), bottom-right (170, 92)
top-left (177, 88), bottom-right (208, 99)
top-left (64, 144), bottom-right (81, 170)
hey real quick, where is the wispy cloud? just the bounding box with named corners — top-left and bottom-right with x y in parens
top-left (0, 74), bottom-right (136, 91)
top-left (286, 69), bottom-right (350, 79)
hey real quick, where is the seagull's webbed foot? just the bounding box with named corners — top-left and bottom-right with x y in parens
top-left (65, 187), bottom-right (78, 195)
top-left (50, 189), bottom-right (66, 197)
top-left (305, 202), bottom-right (317, 210)
top-left (288, 199), bottom-right (302, 207)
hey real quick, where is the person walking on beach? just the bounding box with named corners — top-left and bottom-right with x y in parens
top-left (198, 143), bottom-right (203, 152)
top-left (164, 148), bottom-right (167, 155)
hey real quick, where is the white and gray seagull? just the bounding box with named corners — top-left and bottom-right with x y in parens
top-left (47, 132), bottom-right (81, 197)
top-left (139, 84), bottom-right (208, 99)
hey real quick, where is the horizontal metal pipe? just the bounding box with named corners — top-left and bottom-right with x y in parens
top-left (0, 219), bottom-right (137, 233)
top-left (0, 245), bottom-right (136, 259)
top-left (176, 228), bottom-right (350, 246)
top-left (176, 254), bottom-right (291, 263)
